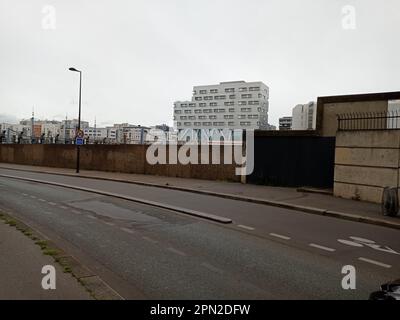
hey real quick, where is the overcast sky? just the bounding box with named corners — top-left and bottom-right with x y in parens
top-left (0, 0), bottom-right (399, 127)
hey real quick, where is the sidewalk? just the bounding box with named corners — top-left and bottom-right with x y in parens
top-left (0, 219), bottom-right (92, 300)
top-left (0, 163), bottom-right (399, 229)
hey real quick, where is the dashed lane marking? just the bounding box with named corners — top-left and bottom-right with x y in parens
top-left (237, 224), bottom-right (255, 231)
top-left (358, 257), bottom-right (391, 268)
top-left (59, 205), bottom-right (68, 210)
top-left (309, 243), bottom-right (336, 252)
top-left (48, 202), bottom-right (57, 206)
top-left (166, 247), bottom-right (187, 256)
top-left (269, 233), bottom-right (291, 240)
top-left (120, 227), bottom-right (135, 234)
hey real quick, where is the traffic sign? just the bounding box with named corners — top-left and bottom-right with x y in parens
top-left (76, 129), bottom-right (84, 138)
top-left (76, 137), bottom-right (84, 146)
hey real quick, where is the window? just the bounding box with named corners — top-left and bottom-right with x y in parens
top-left (238, 101), bottom-right (247, 106)
top-left (184, 122), bottom-right (191, 126)
top-left (203, 109), bottom-right (212, 113)
top-left (189, 103), bottom-right (196, 107)
top-left (189, 116), bottom-right (196, 120)
top-left (249, 87), bottom-right (260, 91)
top-left (241, 94), bottom-right (252, 99)
top-left (204, 96), bottom-right (213, 100)
top-left (192, 90), bottom-right (197, 95)
top-left (240, 121), bottom-right (251, 126)
top-left (238, 115), bottom-right (246, 119)
top-left (214, 95), bottom-right (226, 100)
top-left (224, 115), bottom-right (234, 119)
top-left (194, 109), bottom-right (202, 114)
top-left (199, 90), bottom-right (207, 94)
top-left (177, 122), bottom-right (181, 126)
top-left (228, 122), bottom-right (235, 126)
top-left (181, 103), bottom-right (188, 107)
top-left (194, 122), bottom-right (201, 126)
top-left (248, 115), bottom-right (259, 119)
top-left (213, 122), bottom-right (225, 126)
top-left (214, 109), bottom-right (225, 113)
top-left (175, 110), bottom-right (182, 114)
top-left (241, 108), bottom-right (251, 112)
top-left (195, 97), bottom-right (202, 101)
top-left (199, 116), bottom-right (207, 119)
top-left (199, 103), bottom-right (206, 107)
top-left (225, 88), bottom-right (235, 93)
top-left (184, 109), bottom-right (192, 114)
top-left (229, 95), bottom-right (236, 99)
top-left (210, 102), bottom-right (217, 106)
top-left (209, 115), bottom-right (217, 120)
top-left (180, 116), bottom-right (187, 120)
top-left (210, 89), bottom-right (218, 94)
top-left (258, 94), bottom-right (263, 98)
top-left (248, 101), bottom-right (259, 105)
top-left (229, 108), bottom-right (235, 112)
top-left (203, 122), bottom-right (211, 126)
top-left (224, 101), bottom-right (234, 106)
top-left (239, 87), bottom-right (247, 92)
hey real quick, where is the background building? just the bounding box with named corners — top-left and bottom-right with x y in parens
top-left (279, 117), bottom-right (292, 130)
top-left (292, 101), bottom-right (317, 130)
top-left (174, 81), bottom-right (270, 140)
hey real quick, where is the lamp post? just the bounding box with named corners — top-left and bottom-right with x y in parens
top-left (69, 67), bottom-right (82, 173)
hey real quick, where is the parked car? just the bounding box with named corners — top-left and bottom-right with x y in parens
top-left (369, 279), bottom-right (400, 300)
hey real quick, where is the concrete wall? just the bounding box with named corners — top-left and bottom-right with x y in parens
top-left (0, 144), bottom-right (240, 182)
top-left (334, 130), bottom-right (400, 203)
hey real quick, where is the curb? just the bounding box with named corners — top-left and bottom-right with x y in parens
top-left (0, 166), bottom-right (399, 230)
top-left (0, 173), bottom-right (232, 224)
top-left (0, 210), bottom-right (124, 300)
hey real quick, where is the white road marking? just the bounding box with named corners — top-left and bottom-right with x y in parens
top-left (22, 193), bottom-right (28, 196)
top-left (38, 198), bottom-right (46, 202)
top-left (120, 227), bottom-right (135, 234)
top-left (166, 247), bottom-right (187, 256)
top-left (29, 195), bottom-right (36, 199)
top-left (103, 221), bottom-right (115, 226)
top-left (270, 233), bottom-right (291, 240)
top-left (59, 206), bottom-right (68, 210)
top-left (358, 257), bottom-right (391, 268)
top-left (338, 239), bottom-right (364, 247)
top-left (237, 224), bottom-right (255, 231)
top-left (350, 236), bottom-right (375, 244)
top-left (142, 236), bottom-right (158, 244)
top-left (87, 215), bottom-right (97, 220)
top-left (48, 202), bottom-right (57, 206)
top-left (201, 262), bottom-right (224, 274)
top-left (309, 243), bottom-right (336, 252)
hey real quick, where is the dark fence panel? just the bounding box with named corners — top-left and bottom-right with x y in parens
top-left (248, 135), bottom-right (335, 188)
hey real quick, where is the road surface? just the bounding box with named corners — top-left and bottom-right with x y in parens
top-left (0, 168), bottom-right (399, 299)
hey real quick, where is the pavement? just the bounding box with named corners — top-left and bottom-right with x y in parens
top-left (0, 218), bottom-right (92, 300)
top-left (0, 163), bottom-right (398, 229)
top-left (0, 167), bottom-right (399, 299)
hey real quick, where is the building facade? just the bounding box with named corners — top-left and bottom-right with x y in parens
top-left (292, 101), bottom-right (317, 130)
top-left (174, 81), bottom-right (270, 139)
top-left (279, 117), bottom-right (292, 130)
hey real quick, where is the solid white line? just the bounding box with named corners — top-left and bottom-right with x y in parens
top-left (358, 257), bottom-right (391, 268)
top-left (166, 247), bottom-right (187, 256)
top-left (120, 227), bottom-right (135, 234)
top-left (309, 243), bottom-right (336, 252)
top-left (237, 224), bottom-right (255, 231)
top-left (269, 233), bottom-right (291, 240)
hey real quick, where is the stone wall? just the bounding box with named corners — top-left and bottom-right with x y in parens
top-left (0, 144), bottom-right (240, 182)
top-left (334, 130), bottom-right (400, 203)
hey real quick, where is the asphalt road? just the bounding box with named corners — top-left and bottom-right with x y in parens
top-left (0, 169), bottom-right (399, 299)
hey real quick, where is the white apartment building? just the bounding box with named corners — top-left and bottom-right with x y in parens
top-left (292, 101), bottom-right (317, 130)
top-left (174, 81), bottom-right (269, 139)
top-left (83, 127), bottom-right (108, 142)
top-left (279, 116), bottom-right (292, 130)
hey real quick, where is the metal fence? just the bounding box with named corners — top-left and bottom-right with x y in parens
top-left (337, 111), bottom-right (400, 131)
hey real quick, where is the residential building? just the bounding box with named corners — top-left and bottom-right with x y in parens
top-left (174, 81), bottom-right (270, 140)
top-left (292, 101), bottom-right (317, 130)
top-left (279, 117), bottom-right (292, 130)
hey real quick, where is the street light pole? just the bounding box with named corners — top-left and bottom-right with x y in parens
top-left (69, 67), bottom-right (82, 173)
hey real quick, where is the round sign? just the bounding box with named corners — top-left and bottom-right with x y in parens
top-left (76, 129), bottom-right (84, 138)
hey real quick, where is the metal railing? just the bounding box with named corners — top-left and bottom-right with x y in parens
top-left (337, 110), bottom-right (400, 131)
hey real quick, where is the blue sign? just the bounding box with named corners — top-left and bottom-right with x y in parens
top-left (75, 137), bottom-right (84, 146)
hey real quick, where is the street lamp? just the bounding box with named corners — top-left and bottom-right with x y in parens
top-left (69, 67), bottom-right (82, 173)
